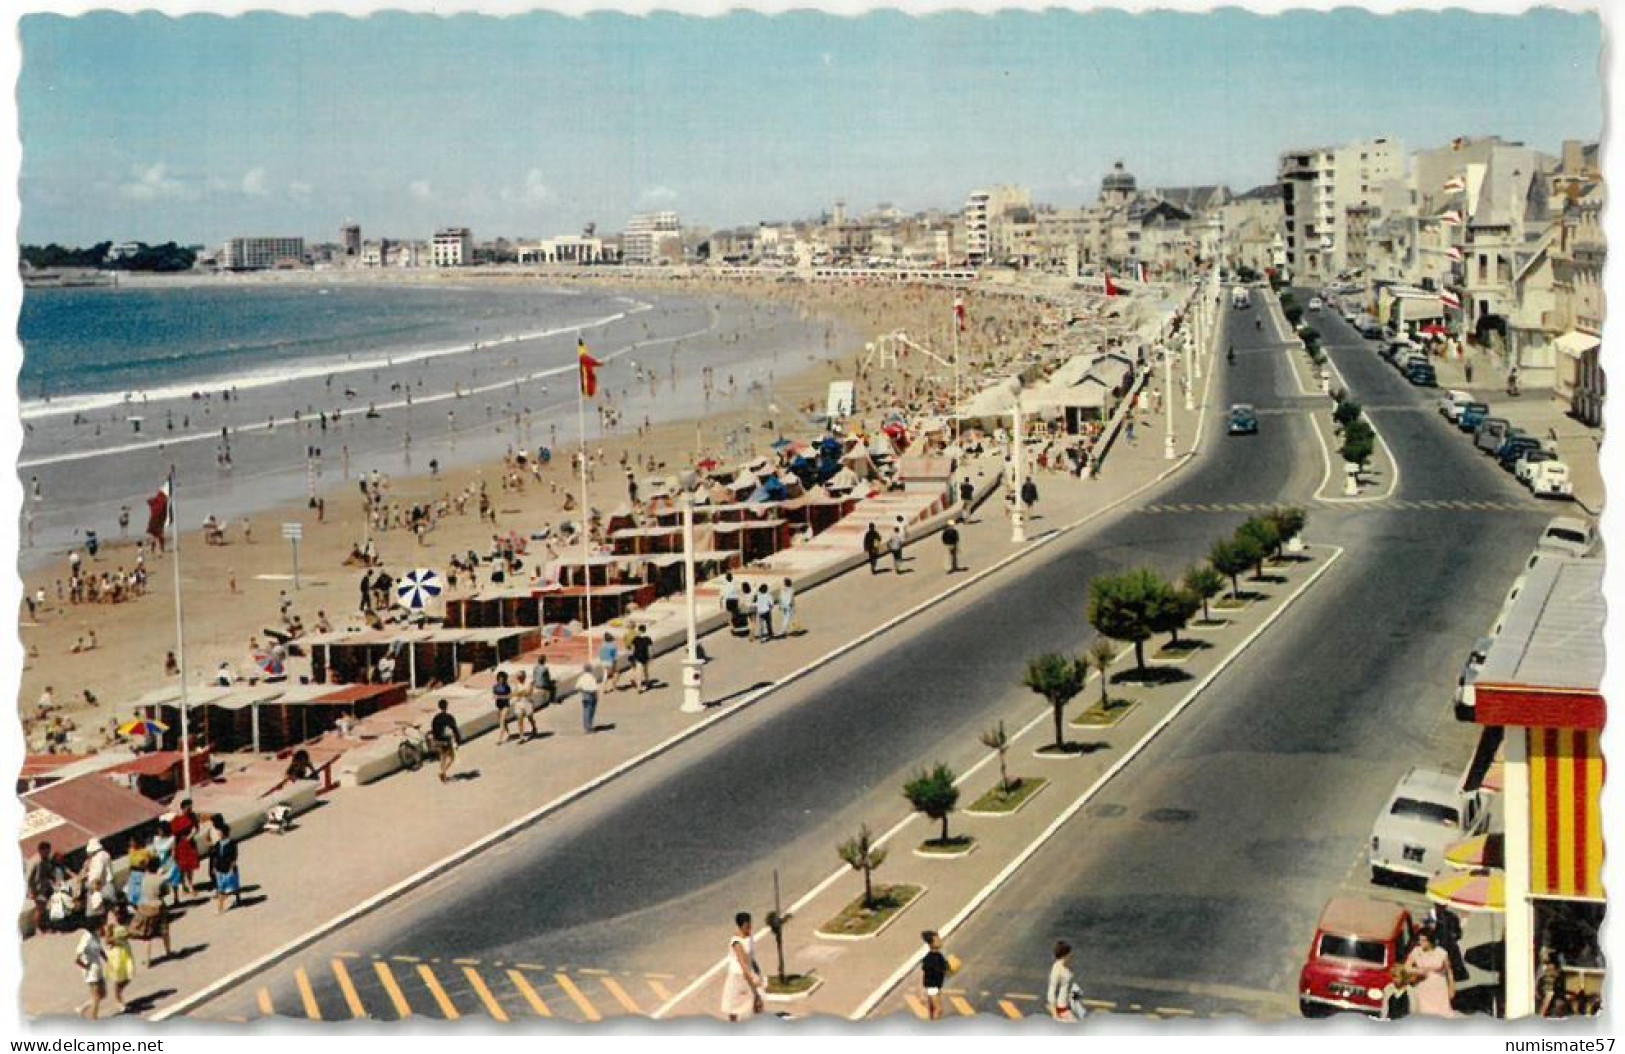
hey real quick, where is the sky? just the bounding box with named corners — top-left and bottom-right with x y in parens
top-left (16, 7), bottom-right (1603, 247)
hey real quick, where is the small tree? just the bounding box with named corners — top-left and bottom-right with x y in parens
top-left (1332, 398), bottom-right (1363, 429)
top-left (1152, 586), bottom-right (1202, 645)
top-left (1237, 517), bottom-right (1281, 578)
top-left (1265, 506), bottom-right (1308, 556)
top-left (903, 763), bottom-right (962, 844)
top-left (1340, 418), bottom-right (1375, 468)
top-left (1087, 569), bottom-right (1172, 673)
top-left (1087, 638), bottom-right (1117, 707)
top-left (1023, 652), bottom-right (1088, 752)
top-left (1183, 564), bottom-right (1224, 622)
top-left (979, 722), bottom-right (1013, 793)
top-left (1209, 536), bottom-right (1256, 599)
top-left (836, 824), bottom-right (888, 910)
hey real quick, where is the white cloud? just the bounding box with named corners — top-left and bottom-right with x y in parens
top-left (639, 184), bottom-right (677, 206)
top-left (119, 162), bottom-right (191, 201)
top-left (500, 169), bottom-right (557, 207)
top-left (409, 179), bottom-right (434, 201)
top-left (287, 181), bottom-right (313, 202)
top-left (241, 167), bottom-right (269, 197)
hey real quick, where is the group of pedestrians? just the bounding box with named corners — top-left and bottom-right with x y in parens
top-left (720, 575), bottom-right (798, 642)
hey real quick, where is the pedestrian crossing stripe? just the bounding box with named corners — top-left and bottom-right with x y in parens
top-left (998, 999), bottom-right (1025, 1020)
top-left (646, 978), bottom-right (673, 1003)
top-left (950, 994), bottom-right (978, 1017)
top-left (294, 967), bottom-right (322, 1021)
top-left (465, 966), bottom-right (509, 1022)
top-left (417, 964), bottom-right (460, 1019)
top-left (601, 976), bottom-right (642, 1015)
top-left (332, 958), bottom-right (367, 1019)
top-left (905, 993), bottom-right (930, 1019)
top-left (256, 988), bottom-right (274, 1017)
top-left (507, 969), bottom-right (552, 1018)
top-left (554, 972), bottom-right (602, 1022)
top-left (375, 961), bottom-right (412, 1018)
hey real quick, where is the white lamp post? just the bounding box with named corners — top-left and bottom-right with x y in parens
top-left (1184, 330), bottom-right (1196, 411)
top-left (678, 469), bottom-right (705, 713)
top-left (1007, 376), bottom-right (1027, 544)
top-left (1162, 341), bottom-right (1177, 461)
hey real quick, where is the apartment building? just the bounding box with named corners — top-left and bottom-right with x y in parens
top-left (1277, 137), bottom-right (1404, 283)
top-left (220, 236), bottom-right (306, 271)
top-left (431, 227), bottom-right (473, 267)
top-left (622, 210), bottom-right (683, 265)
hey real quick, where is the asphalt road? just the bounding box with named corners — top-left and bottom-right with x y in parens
top-left (194, 292), bottom-right (1549, 1024)
top-left (888, 293), bottom-right (1553, 1021)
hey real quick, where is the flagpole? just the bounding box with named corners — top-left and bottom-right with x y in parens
top-left (577, 359), bottom-right (594, 659)
top-left (168, 469), bottom-right (192, 793)
top-left (952, 292), bottom-right (962, 448)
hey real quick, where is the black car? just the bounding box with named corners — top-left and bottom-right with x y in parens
top-left (1228, 404), bottom-right (1259, 435)
top-left (1497, 435), bottom-right (1542, 471)
top-left (1406, 363), bottom-right (1438, 387)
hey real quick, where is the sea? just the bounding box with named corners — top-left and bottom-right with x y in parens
top-left (13, 278), bottom-right (841, 571)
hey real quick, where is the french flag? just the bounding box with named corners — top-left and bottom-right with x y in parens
top-left (1440, 288), bottom-right (1463, 311)
top-left (954, 294), bottom-right (966, 333)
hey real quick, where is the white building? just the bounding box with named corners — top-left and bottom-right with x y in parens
top-left (622, 211), bottom-right (683, 265)
top-left (964, 185), bottom-right (1030, 266)
top-left (431, 227), bottom-right (473, 267)
top-left (1278, 137), bottom-right (1404, 283)
top-left (516, 235), bottom-right (618, 265)
top-left (221, 236), bottom-right (306, 271)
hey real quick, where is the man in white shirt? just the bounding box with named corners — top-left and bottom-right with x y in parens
top-left (576, 668), bottom-right (600, 734)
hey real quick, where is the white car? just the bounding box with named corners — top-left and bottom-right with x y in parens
top-left (1537, 516), bottom-right (1596, 557)
top-left (1437, 389), bottom-right (1472, 422)
top-left (1308, 297), bottom-right (1324, 311)
top-left (1368, 769), bottom-right (1487, 884)
top-left (1529, 461), bottom-right (1576, 500)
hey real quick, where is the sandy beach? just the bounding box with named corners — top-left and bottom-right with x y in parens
top-left (16, 272), bottom-right (1076, 753)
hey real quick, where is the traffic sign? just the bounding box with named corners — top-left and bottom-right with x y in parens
top-left (281, 523), bottom-right (303, 541)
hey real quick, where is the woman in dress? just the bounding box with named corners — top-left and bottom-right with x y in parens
top-left (102, 906), bottom-right (136, 1013)
top-left (126, 858), bottom-right (173, 966)
top-left (74, 924), bottom-right (107, 1020)
top-left (211, 821), bottom-right (241, 913)
top-left (170, 800), bottom-right (202, 897)
top-left (1405, 928), bottom-right (1457, 1017)
top-left (720, 912), bottom-right (763, 1022)
top-left (150, 818), bottom-right (180, 905)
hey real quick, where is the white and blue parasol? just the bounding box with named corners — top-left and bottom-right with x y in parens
top-left (395, 568), bottom-right (444, 611)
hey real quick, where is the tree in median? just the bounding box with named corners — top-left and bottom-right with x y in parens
top-left (1237, 517), bottom-right (1281, 579)
top-left (1151, 586), bottom-right (1201, 647)
top-left (836, 824), bottom-right (888, 910)
top-left (979, 722), bottom-right (1013, 794)
top-left (1340, 418), bottom-right (1375, 470)
top-left (1332, 397), bottom-right (1363, 429)
top-left (1183, 564), bottom-right (1225, 622)
top-left (1023, 652), bottom-right (1089, 752)
top-left (1209, 536), bottom-right (1257, 599)
top-left (903, 763), bottom-right (962, 844)
top-left (1087, 638), bottom-right (1118, 707)
top-left (1265, 506), bottom-right (1308, 556)
top-left (1087, 569), bottom-right (1172, 673)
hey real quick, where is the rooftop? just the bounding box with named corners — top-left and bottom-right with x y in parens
top-left (1477, 555), bottom-right (1604, 691)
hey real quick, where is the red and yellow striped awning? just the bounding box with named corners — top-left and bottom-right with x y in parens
top-left (1529, 727), bottom-right (1605, 901)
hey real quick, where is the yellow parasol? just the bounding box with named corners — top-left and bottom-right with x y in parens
top-left (1426, 869), bottom-right (1505, 913)
top-left (1443, 832), bottom-right (1504, 871)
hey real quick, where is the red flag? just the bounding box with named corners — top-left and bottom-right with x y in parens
top-left (145, 478), bottom-right (171, 551)
top-left (1439, 288), bottom-right (1462, 311)
top-left (577, 338), bottom-right (603, 398)
top-left (1104, 273), bottom-right (1120, 297)
top-left (954, 294), bottom-right (966, 333)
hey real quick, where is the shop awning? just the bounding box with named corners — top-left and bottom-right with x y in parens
top-left (1553, 330), bottom-right (1601, 359)
top-left (1529, 727), bottom-right (1604, 901)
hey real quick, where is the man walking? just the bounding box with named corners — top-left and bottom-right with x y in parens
top-left (753, 583), bottom-right (774, 642)
top-left (630, 625), bottom-right (653, 692)
top-left (942, 517), bottom-right (963, 573)
top-left (576, 667), bottom-right (600, 733)
top-left (958, 478), bottom-right (974, 511)
top-left (888, 517), bottom-right (907, 573)
top-left (430, 698), bottom-right (460, 784)
top-left (863, 523), bottom-right (882, 574)
top-left (777, 578), bottom-right (796, 637)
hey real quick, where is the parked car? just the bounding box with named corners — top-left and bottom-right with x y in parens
top-left (1298, 896), bottom-right (1415, 1019)
top-left (1536, 516), bottom-right (1597, 558)
top-left (1473, 417), bottom-right (1514, 454)
top-left (1456, 403), bottom-right (1491, 432)
top-left (1368, 768), bottom-right (1488, 885)
top-left (1453, 636), bottom-right (1495, 722)
top-left (1406, 363), bottom-right (1438, 387)
top-left (1309, 297), bottom-right (1324, 311)
top-left (1382, 341), bottom-right (1413, 366)
top-left (1438, 389), bottom-right (1472, 421)
top-left (1514, 447), bottom-right (1559, 484)
top-left (1228, 404), bottom-right (1259, 436)
top-left (1495, 434), bottom-right (1542, 472)
top-left (1529, 461), bottom-right (1575, 500)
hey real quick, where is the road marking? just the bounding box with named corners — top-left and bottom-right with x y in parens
top-left (903, 994), bottom-right (930, 1020)
top-left (515, 962), bottom-right (546, 971)
top-left (555, 972), bottom-right (602, 1022)
top-left (392, 954), bottom-right (422, 963)
top-left (293, 967), bottom-right (322, 1021)
top-left (255, 988), bottom-right (273, 1017)
top-left (949, 994), bottom-right (977, 1017)
top-left (646, 978), bottom-right (674, 1003)
top-left (330, 958), bottom-right (367, 1019)
top-left (416, 964), bottom-right (460, 1019)
top-left (601, 976), bottom-right (642, 1015)
top-left (851, 545), bottom-right (1349, 1020)
top-left (1156, 1006), bottom-right (1197, 1016)
top-left (373, 962), bottom-right (412, 1018)
top-left (452, 957), bottom-right (481, 966)
top-left (577, 967), bottom-right (610, 975)
top-left (464, 966), bottom-right (509, 1022)
top-left (507, 969), bottom-right (552, 1018)
top-left (998, 999), bottom-right (1025, 1020)
top-left (1081, 998), bottom-right (1115, 1009)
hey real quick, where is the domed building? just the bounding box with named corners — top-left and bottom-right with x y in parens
top-left (1101, 161), bottom-right (1138, 208)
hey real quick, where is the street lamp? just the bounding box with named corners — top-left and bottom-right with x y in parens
top-left (1005, 376), bottom-right (1027, 544)
top-left (1162, 341), bottom-right (1177, 461)
top-left (678, 469), bottom-right (705, 713)
top-left (1184, 330), bottom-right (1196, 411)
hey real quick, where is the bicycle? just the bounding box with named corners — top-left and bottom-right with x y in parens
top-left (395, 722), bottom-right (439, 772)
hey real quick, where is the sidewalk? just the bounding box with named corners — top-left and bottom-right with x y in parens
top-left (23, 292), bottom-right (1219, 1023)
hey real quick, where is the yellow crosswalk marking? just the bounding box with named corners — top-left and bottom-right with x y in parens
top-left (507, 969), bottom-right (552, 1018)
top-left (373, 962), bottom-right (412, 1019)
top-left (256, 988), bottom-right (274, 1017)
top-left (601, 976), bottom-right (642, 1015)
top-left (331, 958), bottom-right (367, 1019)
top-left (464, 966), bottom-right (509, 1022)
top-left (555, 972), bottom-right (602, 1022)
top-left (294, 967), bottom-right (323, 1021)
top-left (950, 994), bottom-right (977, 1017)
top-left (416, 964), bottom-right (460, 1019)
top-left (646, 977), bottom-right (673, 1003)
top-left (998, 999), bottom-right (1025, 1020)
top-left (904, 993), bottom-right (930, 1019)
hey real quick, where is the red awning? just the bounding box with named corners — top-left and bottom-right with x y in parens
top-left (21, 775), bottom-right (167, 857)
top-left (108, 751), bottom-right (186, 778)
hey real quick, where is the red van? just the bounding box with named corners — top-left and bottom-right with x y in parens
top-left (1298, 896), bottom-right (1415, 1019)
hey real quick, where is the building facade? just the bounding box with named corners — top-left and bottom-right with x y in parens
top-left (1278, 137), bottom-right (1404, 283)
top-left (431, 227), bottom-right (473, 267)
top-left (221, 236), bottom-right (306, 271)
top-left (622, 211), bottom-right (683, 265)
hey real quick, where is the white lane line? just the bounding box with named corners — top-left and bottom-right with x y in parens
top-left (848, 545), bottom-right (1348, 1020)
